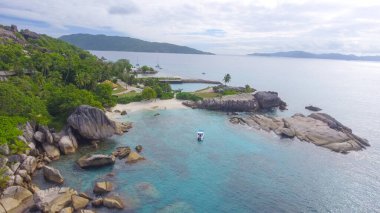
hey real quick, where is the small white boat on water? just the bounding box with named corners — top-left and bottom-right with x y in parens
top-left (197, 131), bottom-right (205, 141)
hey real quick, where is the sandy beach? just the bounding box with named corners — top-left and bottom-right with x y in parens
top-left (107, 99), bottom-right (189, 117)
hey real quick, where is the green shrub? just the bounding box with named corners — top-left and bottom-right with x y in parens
top-left (141, 87), bottom-right (157, 100)
top-left (95, 83), bottom-right (117, 107)
top-left (0, 116), bottom-right (29, 154)
top-left (222, 89), bottom-right (238, 95)
top-left (117, 94), bottom-right (142, 104)
top-left (176, 92), bottom-right (203, 101)
top-left (0, 167), bottom-right (10, 190)
top-left (160, 92), bottom-right (174, 100)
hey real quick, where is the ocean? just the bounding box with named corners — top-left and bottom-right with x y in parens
top-left (36, 51), bottom-right (380, 212)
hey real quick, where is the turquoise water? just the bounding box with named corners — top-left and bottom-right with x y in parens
top-left (37, 52), bottom-right (380, 212)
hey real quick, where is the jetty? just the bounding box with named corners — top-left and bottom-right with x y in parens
top-left (158, 78), bottom-right (222, 84)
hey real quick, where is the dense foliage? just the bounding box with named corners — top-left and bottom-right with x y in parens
top-left (0, 27), bottom-right (134, 129)
top-left (141, 87), bottom-right (157, 100)
top-left (176, 92), bottom-right (203, 101)
top-left (0, 116), bottom-right (29, 154)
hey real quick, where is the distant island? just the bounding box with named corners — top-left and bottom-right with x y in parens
top-left (248, 51), bottom-right (380, 62)
top-left (60, 34), bottom-right (214, 55)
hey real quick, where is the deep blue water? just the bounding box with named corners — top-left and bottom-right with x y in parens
top-left (38, 52), bottom-right (380, 212)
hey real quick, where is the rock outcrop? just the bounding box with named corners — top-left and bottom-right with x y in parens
top-left (230, 113), bottom-right (369, 153)
top-left (126, 152), bottom-right (145, 163)
top-left (93, 181), bottom-right (113, 194)
top-left (58, 128), bottom-right (78, 154)
top-left (43, 166), bottom-right (64, 184)
top-left (190, 91), bottom-right (286, 112)
top-left (0, 186), bottom-right (34, 213)
top-left (34, 187), bottom-right (77, 212)
top-left (103, 196), bottom-right (124, 209)
top-left (196, 93), bottom-right (258, 112)
top-left (77, 154), bottom-right (115, 168)
top-left (305, 105), bottom-right (322, 111)
top-left (67, 105), bottom-right (117, 140)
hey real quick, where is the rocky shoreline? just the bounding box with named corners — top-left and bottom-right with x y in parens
top-left (0, 105), bottom-right (136, 212)
top-left (183, 91), bottom-right (287, 111)
top-left (182, 90), bottom-right (369, 153)
top-left (230, 113), bottom-right (369, 153)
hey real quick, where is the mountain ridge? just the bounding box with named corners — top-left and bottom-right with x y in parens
top-left (60, 33), bottom-right (213, 55)
top-left (248, 51), bottom-right (380, 62)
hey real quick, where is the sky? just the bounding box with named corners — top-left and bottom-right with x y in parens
top-left (1, 0), bottom-right (380, 55)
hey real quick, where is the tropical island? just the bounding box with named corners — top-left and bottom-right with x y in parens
top-left (249, 51), bottom-right (380, 62)
top-left (60, 34), bottom-right (214, 55)
top-left (0, 24), bottom-right (370, 212)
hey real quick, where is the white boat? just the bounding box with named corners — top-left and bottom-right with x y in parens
top-left (197, 131), bottom-right (205, 141)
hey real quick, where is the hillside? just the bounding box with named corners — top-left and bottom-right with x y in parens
top-left (59, 34), bottom-right (213, 55)
top-left (249, 51), bottom-right (380, 62)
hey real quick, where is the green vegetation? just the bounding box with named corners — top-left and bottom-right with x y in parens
top-left (59, 34), bottom-right (214, 54)
top-left (0, 26), bottom-right (137, 130)
top-left (141, 87), bottom-right (157, 100)
top-left (0, 167), bottom-right (10, 190)
top-left (140, 65), bottom-right (155, 73)
top-left (0, 116), bottom-right (29, 154)
top-left (223, 73), bottom-right (231, 85)
top-left (176, 92), bottom-right (203, 101)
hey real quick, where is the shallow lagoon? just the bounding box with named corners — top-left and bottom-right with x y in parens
top-left (34, 108), bottom-right (380, 212)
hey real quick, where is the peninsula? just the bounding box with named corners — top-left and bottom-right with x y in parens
top-left (60, 34), bottom-right (214, 55)
top-left (249, 51), bottom-right (380, 62)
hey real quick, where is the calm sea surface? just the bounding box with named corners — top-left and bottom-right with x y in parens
top-left (37, 51), bottom-right (380, 212)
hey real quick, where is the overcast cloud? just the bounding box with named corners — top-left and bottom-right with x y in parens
top-left (1, 0), bottom-right (380, 55)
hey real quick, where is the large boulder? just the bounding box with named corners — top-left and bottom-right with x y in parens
top-left (22, 122), bottom-right (35, 143)
top-left (42, 143), bottom-right (60, 160)
top-left (254, 91), bottom-right (287, 109)
top-left (33, 131), bottom-right (45, 143)
top-left (67, 105), bottom-right (117, 140)
top-left (71, 195), bottom-right (89, 210)
top-left (0, 186), bottom-right (34, 213)
top-left (20, 156), bottom-right (37, 174)
top-left (196, 93), bottom-right (259, 112)
top-left (34, 187), bottom-right (77, 212)
top-left (43, 166), bottom-right (64, 184)
top-left (0, 144), bottom-right (9, 155)
top-left (39, 126), bottom-right (54, 144)
top-left (77, 154), bottom-right (115, 168)
top-left (93, 181), bottom-right (113, 194)
top-left (58, 128), bottom-right (78, 155)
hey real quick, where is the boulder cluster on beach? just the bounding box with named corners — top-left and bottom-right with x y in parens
top-left (0, 105), bottom-right (137, 212)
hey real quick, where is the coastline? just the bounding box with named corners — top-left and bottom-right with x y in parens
top-left (107, 98), bottom-right (189, 118)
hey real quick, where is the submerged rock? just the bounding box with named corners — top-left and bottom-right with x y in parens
top-left (77, 154), bottom-right (115, 168)
top-left (135, 145), bottom-right (143, 153)
top-left (126, 152), bottom-right (145, 163)
top-left (67, 105), bottom-right (117, 140)
top-left (93, 181), bottom-right (113, 194)
top-left (103, 196), bottom-right (125, 209)
top-left (157, 201), bottom-right (194, 213)
top-left (135, 182), bottom-right (160, 200)
top-left (230, 113), bottom-right (369, 153)
top-left (43, 165), bottom-right (64, 184)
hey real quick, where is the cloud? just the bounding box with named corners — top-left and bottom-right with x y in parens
top-left (109, 3), bottom-right (138, 15)
top-left (1, 0), bottom-right (380, 55)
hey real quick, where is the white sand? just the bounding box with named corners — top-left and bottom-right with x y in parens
top-left (107, 99), bottom-right (188, 117)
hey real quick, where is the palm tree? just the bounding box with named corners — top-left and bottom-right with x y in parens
top-left (223, 73), bottom-right (231, 85)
